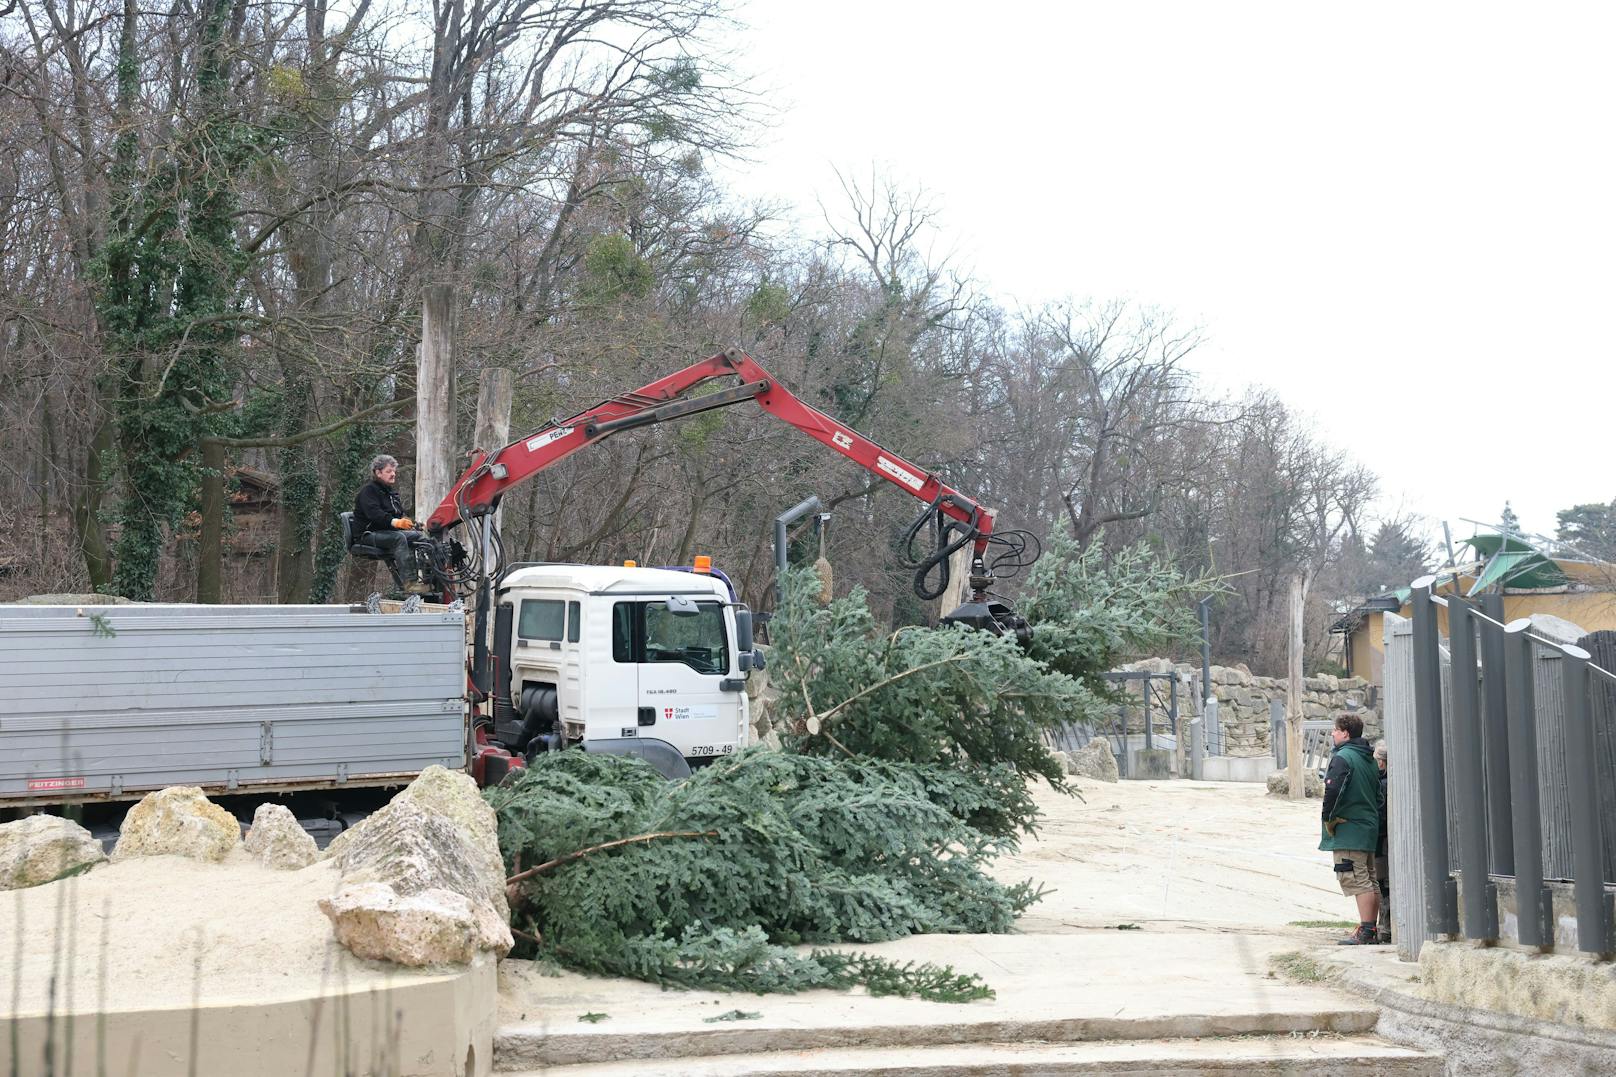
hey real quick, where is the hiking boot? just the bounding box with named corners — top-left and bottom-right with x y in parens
top-left (1338, 925), bottom-right (1379, 946)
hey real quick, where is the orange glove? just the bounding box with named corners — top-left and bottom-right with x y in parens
top-left (392, 517), bottom-right (415, 530)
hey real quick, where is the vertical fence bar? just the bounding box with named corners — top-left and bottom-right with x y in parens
top-left (1561, 646), bottom-right (1615, 954)
top-left (1502, 619), bottom-right (1551, 948)
top-left (1447, 600), bottom-right (1498, 940)
top-left (1478, 594), bottom-right (1514, 876)
top-left (1579, 631), bottom-right (1616, 884)
top-left (1411, 577), bottom-right (1459, 934)
top-left (1117, 698), bottom-right (1129, 778)
top-left (1142, 678), bottom-right (1153, 752)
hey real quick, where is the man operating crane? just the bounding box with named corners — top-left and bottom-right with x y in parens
top-left (352, 454), bottom-right (434, 595)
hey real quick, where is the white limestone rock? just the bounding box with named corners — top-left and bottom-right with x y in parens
top-left (0, 815), bottom-right (106, 890)
top-left (319, 882), bottom-right (486, 966)
top-left (1266, 769), bottom-right (1324, 798)
top-left (243, 803), bottom-right (318, 870)
top-left (1069, 739), bottom-right (1120, 783)
top-left (321, 766), bottom-right (511, 966)
top-left (112, 786), bottom-right (240, 863)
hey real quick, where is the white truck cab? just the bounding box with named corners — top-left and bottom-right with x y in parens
top-left (488, 563), bottom-right (759, 777)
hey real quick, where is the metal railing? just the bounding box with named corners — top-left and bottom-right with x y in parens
top-left (1044, 670), bottom-right (1186, 778)
top-left (1407, 575), bottom-right (1615, 955)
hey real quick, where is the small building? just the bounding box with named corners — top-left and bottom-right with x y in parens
top-left (1332, 534), bottom-right (1616, 686)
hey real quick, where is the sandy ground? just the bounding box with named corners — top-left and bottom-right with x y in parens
top-left (493, 776), bottom-right (1388, 1062)
top-left (1, 851), bottom-right (424, 1016)
top-left (4, 777), bottom-right (1348, 1022)
top-left (997, 776), bottom-right (1354, 933)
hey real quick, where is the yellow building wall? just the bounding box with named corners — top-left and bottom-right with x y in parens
top-left (1345, 589), bottom-right (1616, 686)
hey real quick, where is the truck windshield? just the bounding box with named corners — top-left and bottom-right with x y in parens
top-left (613, 600), bottom-right (729, 674)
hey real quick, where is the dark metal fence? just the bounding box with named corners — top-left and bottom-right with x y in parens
top-left (1405, 575), bottom-right (1615, 956)
top-left (1044, 670), bottom-right (1182, 778)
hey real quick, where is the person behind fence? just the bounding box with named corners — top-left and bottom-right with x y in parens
top-left (1374, 739), bottom-right (1391, 944)
top-left (1320, 712), bottom-right (1382, 945)
top-left (353, 454), bottom-right (432, 594)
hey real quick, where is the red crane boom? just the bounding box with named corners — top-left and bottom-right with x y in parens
top-left (426, 347), bottom-right (997, 564)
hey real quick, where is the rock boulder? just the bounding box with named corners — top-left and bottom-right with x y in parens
top-left (112, 787), bottom-right (241, 862)
top-left (319, 765), bottom-right (511, 966)
top-left (243, 803), bottom-right (318, 869)
top-left (1266, 769), bottom-right (1324, 798)
top-left (1069, 739), bottom-right (1120, 783)
top-left (0, 815), bottom-right (106, 890)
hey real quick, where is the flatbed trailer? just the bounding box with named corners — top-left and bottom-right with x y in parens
top-left (0, 603), bottom-right (468, 809)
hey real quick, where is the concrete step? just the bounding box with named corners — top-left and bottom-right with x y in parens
top-left (494, 1007), bottom-right (1383, 1071)
top-left (499, 1033), bottom-right (1442, 1076)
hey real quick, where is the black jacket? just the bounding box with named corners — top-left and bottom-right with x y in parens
top-left (1377, 770), bottom-right (1389, 857)
top-left (354, 478), bottom-right (405, 534)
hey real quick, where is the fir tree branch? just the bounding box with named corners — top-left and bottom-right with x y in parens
top-left (506, 829), bottom-right (718, 886)
top-left (814, 654), bottom-right (973, 726)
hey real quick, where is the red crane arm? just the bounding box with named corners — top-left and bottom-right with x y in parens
top-left (425, 347), bottom-right (995, 557)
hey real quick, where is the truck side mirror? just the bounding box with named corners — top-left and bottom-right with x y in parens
top-left (735, 608), bottom-right (754, 652)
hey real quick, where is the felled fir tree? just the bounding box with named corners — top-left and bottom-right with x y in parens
top-left (488, 749), bottom-right (1027, 999)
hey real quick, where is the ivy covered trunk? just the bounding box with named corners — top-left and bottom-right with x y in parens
top-left (96, 0), bottom-right (253, 599)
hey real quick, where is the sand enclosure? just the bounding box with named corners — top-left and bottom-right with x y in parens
top-left (3, 852), bottom-right (495, 1077)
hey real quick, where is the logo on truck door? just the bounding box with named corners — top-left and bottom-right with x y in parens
top-left (663, 704), bottom-right (719, 721)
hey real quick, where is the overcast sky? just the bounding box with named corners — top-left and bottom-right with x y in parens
top-left (721, 1), bottom-right (1615, 546)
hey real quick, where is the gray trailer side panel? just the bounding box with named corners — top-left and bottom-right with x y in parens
top-left (0, 605), bottom-right (466, 802)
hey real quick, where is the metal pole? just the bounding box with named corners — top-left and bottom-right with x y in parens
top-left (1478, 594), bottom-right (1514, 875)
top-left (1561, 645), bottom-right (1615, 954)
top-left (1142, 678), bottom-right (1153, 752)
top-left (1447, 600), bottom-right (1498, 940)
top-left (1411, 576), bottom-right (1459, 935)
top-left (1199, 597), bottom-right (1213, 705)
top-left (1502, 619), bottom-right (1551, 948)
top-left (1170, 675), bottom-right (1182, 778)
top-left (1118, 700), bottom-right (1129, 778)
top-left (773, 495), bottom-right (823, 604)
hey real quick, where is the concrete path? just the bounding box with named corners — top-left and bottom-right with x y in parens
top-left (495, 778), bottom-right (1435, 1075)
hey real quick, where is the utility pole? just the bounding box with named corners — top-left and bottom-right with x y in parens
top-left (1286, 573), bottom-right (1306, 800)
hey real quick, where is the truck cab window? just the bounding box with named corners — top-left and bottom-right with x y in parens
top-left (611, 601), bottom-right (728, 673)
top-left (613, 602), bottom-right (636, 662)
top-left (518, 599), bottom-right (565, 641)
top-left (644, 601), bottom-right (728, 674)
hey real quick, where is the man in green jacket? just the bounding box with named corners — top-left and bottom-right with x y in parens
top-left (1320, 712), bottom-right (1382, 945)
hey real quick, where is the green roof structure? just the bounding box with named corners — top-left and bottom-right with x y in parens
top-left (1463, 534), bottom-right (1568, 595)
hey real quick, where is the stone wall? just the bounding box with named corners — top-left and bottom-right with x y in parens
top-left (1115, 658), bottom-right (1379, 758)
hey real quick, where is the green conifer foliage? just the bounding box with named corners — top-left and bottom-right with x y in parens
top-left (1019, 531), bottom-right (1209, 691)
top-left (768, 567), bottom-right (1090, 837)
top-left (488, 750), bottom-right (1032, 999)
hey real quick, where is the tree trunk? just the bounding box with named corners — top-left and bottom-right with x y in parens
top-left (71, 397), bottom-right (115, 591)
top-left (473, 366), bottom-right (515, 532)
top-left (197, 439), bottom-right (226, 602)
top-left (938, 545), bottom-right (973, 622)
top-left (415, 282), bottom-right (457, 519)
top-left (1286, 573), bottom-right (1306, 800)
